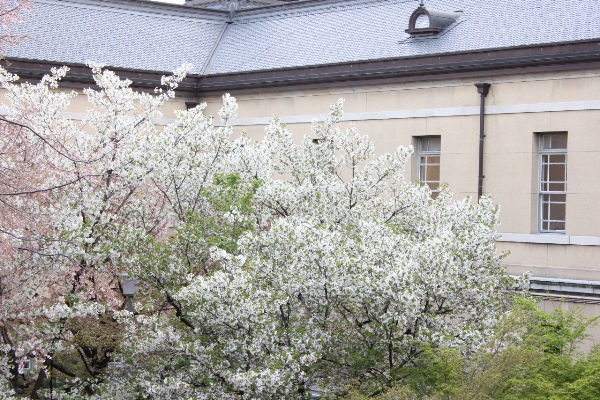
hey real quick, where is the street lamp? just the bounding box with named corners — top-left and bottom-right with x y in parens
top-left (121, 277), bottom-right (138, 312)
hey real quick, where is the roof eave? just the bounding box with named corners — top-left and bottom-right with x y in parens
top-left (3, 39), bottom-right (600, 97)
top-left (194, 39), bottom-right (600, 94)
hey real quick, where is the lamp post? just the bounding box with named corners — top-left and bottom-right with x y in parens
top-left (121, 277), bottom-right (137, 312)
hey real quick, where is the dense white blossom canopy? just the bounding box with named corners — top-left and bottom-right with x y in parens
top-left (0, 64), bottom-right (522, 399)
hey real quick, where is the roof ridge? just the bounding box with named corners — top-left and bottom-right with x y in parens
top-left (233, 0), bottom-right (412, 23)
top-left (37, 0), bottom-right (227, 23)
top-left (201, 23), bottom-right (230, 75)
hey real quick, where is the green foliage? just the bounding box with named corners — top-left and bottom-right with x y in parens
top-left (495, 300), bottom-right (597, 400)
top-left (165, 172), bottom-right (261, 275)
top-left (124, 173), bottom-right (262, 335)
top-left (135, 172), bottom-right (259, 273)
top-left (400, 346), bottom-right (465, 399)
top-left (195, 172), bottom-right (262, 253)
top-left (555, 346), bottom-right (600, 400)
top-left (341, 298), bottom-right (600, 400)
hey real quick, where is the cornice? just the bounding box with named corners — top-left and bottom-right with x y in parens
top-left (4, 40), bottom-right (600, 97)
top-left (0, 59), bottom-right (203, 96)
top-left (194, 39), bottom-right (600, 94)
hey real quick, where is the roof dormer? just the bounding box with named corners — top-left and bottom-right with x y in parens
top-left (405, 1), bottom-right (460, 37)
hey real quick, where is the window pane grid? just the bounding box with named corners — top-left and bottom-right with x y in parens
top-left (539, 134), bottom-right (567, 233)
top-left (418, 137), bottom-right (440, 197)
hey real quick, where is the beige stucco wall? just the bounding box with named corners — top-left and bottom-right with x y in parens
top-left (501, 242), bottom-right (600, 280)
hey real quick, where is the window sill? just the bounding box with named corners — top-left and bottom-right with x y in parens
top-left (497, 233), bottom-right (600, 246)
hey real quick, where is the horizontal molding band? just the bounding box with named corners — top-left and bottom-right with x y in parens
top-left (528, 276), bottom-right (600, 303)
top-left (530, 292), bottom-right (600, 304)
top-left (227, 99), bottom-right (600, 126)
top-left (0, 108), bottom-right (177, 127)
top-left (508, 275), bottom-right (600, 303)
top-left (498, 233), bottom-right (600, 246)
top-left (1, 99), bottom-right (599, 128)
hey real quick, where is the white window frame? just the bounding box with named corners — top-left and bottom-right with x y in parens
top-left (417, 136), bottom-right (441, 197)
top-left (22, 359), bottom-right (33, 371)
top-left (538, 133), bottom-right (567, 233)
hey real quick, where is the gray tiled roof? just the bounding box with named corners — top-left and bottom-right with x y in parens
top-left (5, 0), bottom-right (600, 75)
top-left (211, 0), bottom-right (600, 74)
top-left (7, 0), bottom-right (224, 74)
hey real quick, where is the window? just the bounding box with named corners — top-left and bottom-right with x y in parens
top-left (539, 133), bottom-right (567, 232)
top-left (405, 5), bottom-right (460, 37)
top-left (417, 136), bottom-right (441, 198)
top-left (23, 359), bottom-right (33, 371)
top-left (415, 13), bottom-right (430, 29)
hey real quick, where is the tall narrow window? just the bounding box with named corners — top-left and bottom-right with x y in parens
top-left (539, 133), bottom-right (567, 232)
top-left (418, 136), bottom-right (441, 198)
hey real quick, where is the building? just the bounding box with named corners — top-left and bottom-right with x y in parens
top-left (4, 0), bottom-right (600, 339)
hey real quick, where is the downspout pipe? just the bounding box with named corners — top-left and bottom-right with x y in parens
top-left (475, 83), bottom-right (491, 201)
